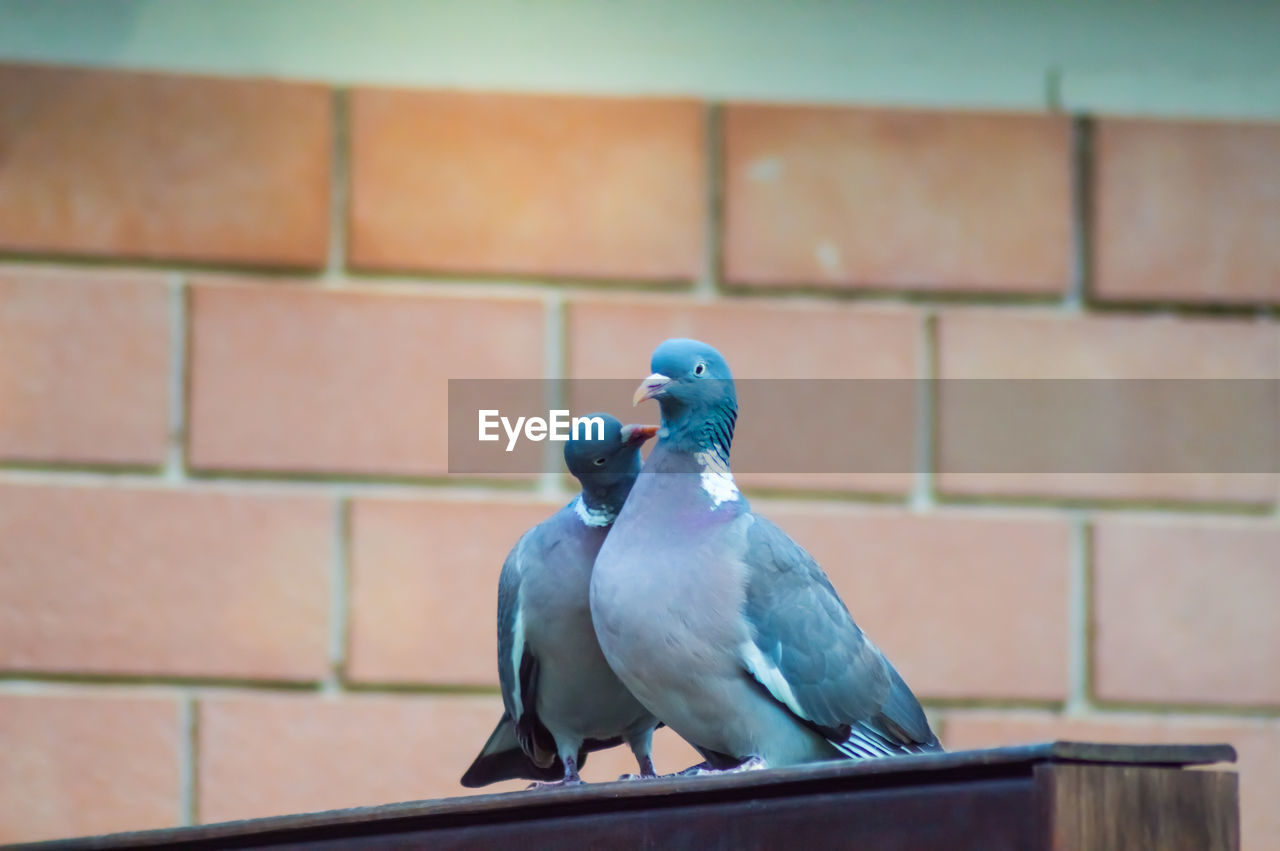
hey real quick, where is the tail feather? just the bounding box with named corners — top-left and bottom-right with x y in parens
top-left (460, 715), bottom-right (562, 788)
top-left (460, 715), bottom-right (626, 788)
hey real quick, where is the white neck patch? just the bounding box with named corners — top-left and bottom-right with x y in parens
top-left (695, 447), bottom-right (740, 508)
top-left (574, 495), bottom-right (615, 527)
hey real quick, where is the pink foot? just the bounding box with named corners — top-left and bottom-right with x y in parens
top-left (617, 753), bottom-right (658, 781)
top-left (525, 755), bottom-right (582, 790)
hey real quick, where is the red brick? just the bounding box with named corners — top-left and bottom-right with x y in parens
top-left (1093, 518), bottom-right (1280, 707)
top-left (0, 693), bottom-right (180, 843)
top-left (0, 267), bottom-right (169, 465)
top-left (566, 297), bottom-right (921, 494)
top-left (936, 310), bottom-right (1280, 503)
top-left (944, 711), bottom-right (1280, 851)
top-left (723, 105), bottom-right (1071, 292)
top-left (567, 297), bottom-right (919, 379)
top-left (188, 281), bottom-right (544, 476)
top-left (348, 496), bottom-right (557, 685)
top-left (754, 504), bottom-right (1072, 701)
top-left (0, 483), bottom-right (331, 680)
top-left (0, 64), bottom-right (330, 267)
top-left (349, 90), bottom-right (704, 281)
top-left (200, 693), bottom-right (701, 820)
top-left (1095, 119), bottom-right (1280, 305)
top-left (199, 693), bottom-right (511, 820)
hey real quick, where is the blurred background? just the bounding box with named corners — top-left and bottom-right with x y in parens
top-left (0, 0), bottom-right (1277, 846)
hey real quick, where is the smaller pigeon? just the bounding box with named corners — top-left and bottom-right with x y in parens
top-left (590, 339), bottom-right (942, 774)
top-left (461, 414), bottom-right (660, 788)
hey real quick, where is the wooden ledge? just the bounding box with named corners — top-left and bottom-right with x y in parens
top-left (20, 742), bottom-right (1239, 851)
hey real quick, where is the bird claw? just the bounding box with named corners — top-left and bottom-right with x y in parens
top-left (667, 755), bottom-right (768, 777)
top-left (525, 777), bottom-right (584, 790)
top-left (617, 752), bottom-right (659, 780)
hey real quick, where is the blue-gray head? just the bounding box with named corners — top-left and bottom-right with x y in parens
top-left (632, 338), bottom-right (737, 454)
top-left (562, 412), bottom-right (657, 505)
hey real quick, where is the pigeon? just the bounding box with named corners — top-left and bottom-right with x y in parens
top-left (589, 339), bottom-right (941, 773)
top-left (461, 414), bottom-right (661, 788)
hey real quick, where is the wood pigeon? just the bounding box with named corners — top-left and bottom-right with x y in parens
top-left (461, 414), bottom-right (661, 787)
top-left (590, 339), bottom-right (941, 773)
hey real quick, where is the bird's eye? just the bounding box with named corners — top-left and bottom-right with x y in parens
top-left (694, 362), bottom-right (706, 376)
top-left (593, 457), bottom-right (607, 466)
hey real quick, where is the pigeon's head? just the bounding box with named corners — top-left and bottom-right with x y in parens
top-left (633, 338), bottom-right (737, 432)
top-left (562, 412), bottom-right (657, 490)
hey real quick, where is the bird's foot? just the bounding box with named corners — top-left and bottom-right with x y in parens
top-left (617, 753), bottom-right (659, 781)
top-left (667, 755), bottom-right (768, 777)
top-left (524, 777), bottom-right (584, 790)
top-left (525, 755), bottom-right (583, 789)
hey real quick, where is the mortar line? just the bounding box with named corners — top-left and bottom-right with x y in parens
top-left (1066, 115), bottom-right (1093, 313)
top-left (164, 273), bottom-right (189, 484)
top-left (324, 88), bottom-right (351, 285)
top-left (696, 102), bottom-right (724, 301)
top-left (1064, 511), bottom-right (1094, 716)
top-left (178, 691), bottom-right (198, 826)
top-left (0, 467), bottom-right (549, 499)
top-left (4, 462), bottom-right (1273, 518)
top-left (1044, 66), bottom-right (1063, 113)
top-left (539, 293), bottom-right (568, 498)
top-left (911, 310), bottom-right (937, 512)
top-left (326, 494), bottom-right (352, 695)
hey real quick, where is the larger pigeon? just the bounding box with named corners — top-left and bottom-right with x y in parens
top-left (590, 339), bottom-right (941, 771)
top-left (462, 414), bottom-right (661, 787)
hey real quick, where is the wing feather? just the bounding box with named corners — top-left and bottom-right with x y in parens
top-left (740, 515), bottom-right (941, 755)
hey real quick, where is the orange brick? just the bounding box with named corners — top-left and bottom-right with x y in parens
top-left (566, 296), bottom-right (921, 494)
top-left (349, 90), bottom-right (704, 281)
top-left (936, 310), bottom-right (1280, 504)
top-left (0, 267), bottom-right (169, 466)
top-left (944, 711), bottom-right (1280, 851)
top-left (567, 297), bottom-right (919, 379)
top-left (723, 105), bottom-right (1071, 292)
top-left (1093, 518), bottom-right (1280, 707)
top-left (0, 64), bottom-right (330, 267)
top-left (348, 496), bottom-right (557, 685)
top-left (188, 281), bottom-right (544, 476)
top-left (1094, 119), bottom-right (1280, 305)
top-left (199, 693), bottom-right (511, 820)
top-left (200, 693), bottom-right (701, 821)
top-left (0, 483), bottom-right (331, 680)
top-left (0, 693), bottom-right (180, 843)
top-left (754, 504), bottom-right (1072, 701)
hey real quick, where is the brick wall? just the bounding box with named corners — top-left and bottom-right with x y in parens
top-left (1, 62), bottom-right (1277, 846)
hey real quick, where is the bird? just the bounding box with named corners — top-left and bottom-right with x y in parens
top-left (589, 339), bottom-right (941, 774)
top-left (461, 413), bottom-right (662, 788)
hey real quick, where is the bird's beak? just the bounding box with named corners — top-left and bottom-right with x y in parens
top-left (633, 373), bottom-right (671, 406)
top-left (620, 424), bottom-right (659, 446)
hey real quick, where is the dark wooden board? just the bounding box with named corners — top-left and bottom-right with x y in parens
top-left (10, 742), bottom-right (1237, 851)
top-left (1037, 763), bottom-right (1239, 851)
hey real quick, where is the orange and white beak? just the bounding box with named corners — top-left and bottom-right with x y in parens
top-left (620, 424), bottom-right (659, 446)
top-left (633, 373), bottom-right (672, 406)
